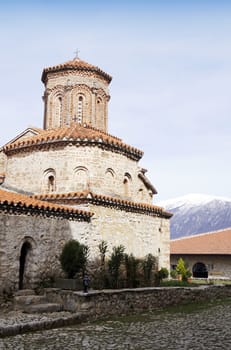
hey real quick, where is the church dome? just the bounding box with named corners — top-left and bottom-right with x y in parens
top-left (41, 57), bottom-right (112, 84)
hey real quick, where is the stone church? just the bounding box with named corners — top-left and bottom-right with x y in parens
top-left (0, 56), bottom-right (172, 291)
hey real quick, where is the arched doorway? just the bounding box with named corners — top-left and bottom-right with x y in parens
top-left (193, 262), bottom-right (208, 278)
top-left (19, 241), bottom-right (32, 289)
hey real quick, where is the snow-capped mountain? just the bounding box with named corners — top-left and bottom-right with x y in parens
top-left (157, 194), bottom-right (231, 239)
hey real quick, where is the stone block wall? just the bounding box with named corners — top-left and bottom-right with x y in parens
top-left (4, 146), bottom-right (153, 204)
top-left (0, 213), bottom-right (89, 292)
top-left (72, 204), bottom-right (170, 269)
top-left (45, 285), bottom-right (231, 316)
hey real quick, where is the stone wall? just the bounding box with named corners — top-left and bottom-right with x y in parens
top-left (0, 150), bottom-right (6, 175)
top-left (45, 285), bottom-right (231, 316)
top-left (0, 213), bottom-right (89, 292)
top-left (71, 204), bottom-right (170, 269)
top-left (4, 146), bottom-right (153, 204)
top-left (171, 254), bottom-right (231, 278)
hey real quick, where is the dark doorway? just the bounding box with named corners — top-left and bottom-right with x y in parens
top-left (193, 262), bottom-right (208, 278)
top-left (19, 241), bottom-right (32, 289)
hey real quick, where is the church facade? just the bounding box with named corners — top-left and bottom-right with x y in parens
top-left (0, 56), bottom-right (172, 291)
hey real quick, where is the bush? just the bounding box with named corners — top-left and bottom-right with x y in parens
top-left (108, 245), bottom-right (125, 288)
top-left (176, 258), bottom-right (191, 282)
top-left (124, 253), bottom-right (140, 288)
top-left (158, 267), bottom-right (169, 280)
top-left (60, 240), bottom-right (89, 278)
top-left (142, 254), bottom-right (158, 286)
top-left (170, 269), bottom-right (178, 279)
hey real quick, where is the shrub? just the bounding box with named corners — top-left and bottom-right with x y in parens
top-left (142, 254), bottom-right (157, 286)
top-left (176, 258), bottom-right (191, 282)
top-left (170, 269), bottom-right (178, 279)
top-left (98, 240), bottom-right (108, 266)
top-left (158, 267), bottom-right (169, 280)
top-left (124, 253), bottom-right (140, 288)
top-left (60, 240), bottom-right (89, 278)
top-left (108, 245), bottom-right (125, 288)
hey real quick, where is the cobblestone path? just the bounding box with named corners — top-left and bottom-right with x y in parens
top-left (0, 301), bottom-right (231, 349)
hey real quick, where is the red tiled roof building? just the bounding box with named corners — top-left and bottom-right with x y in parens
top-left (0, 55), bottom-right (172, 290)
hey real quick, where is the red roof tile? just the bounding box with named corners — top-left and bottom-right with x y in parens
top-left (171, 228), bottom-right (231, 255)
top-left (0, 188), bottom-right (93, 220)
top-left (42, 57), bottom-right (112, 83)
top-left (4, 124), bottom-right (143, 160)
top-left (33, 191), bottom-right (172, 218)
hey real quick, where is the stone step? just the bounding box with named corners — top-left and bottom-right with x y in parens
top-left (24, 303), bottom-right (63, 314)
top-left (14, 289), bottom-right (36, 297)
top-left (14, 295), bottom-right (47, 308)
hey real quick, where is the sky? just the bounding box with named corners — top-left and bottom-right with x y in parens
top-left (0, 0), bottom-right (231, 202)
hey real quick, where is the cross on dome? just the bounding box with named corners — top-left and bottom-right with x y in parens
top-left (74, 49), bottom-right (80, 60)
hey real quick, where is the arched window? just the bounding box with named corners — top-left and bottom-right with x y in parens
top-left (43, 169), bottom-right (56, 193)
top-left (74, 166), bottom-right (89, 191)
top-left (105, 168), bottom-right (115, 191)
top-left (54, 96), bottom-right (62, 127)
top-left (77, 95), bottom-right (83, 124)
top-left (48, 175), bottom-right (55, 192)
top-left (123, 172), bottom-right (132, 197)
top-left (96, 97), bottom-right (104, 129)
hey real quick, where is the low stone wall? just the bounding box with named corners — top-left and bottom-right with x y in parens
top-left (45, 285), bottom-right (231, 317)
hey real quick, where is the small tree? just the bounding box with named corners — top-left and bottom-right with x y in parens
top-left (108, 245), bottom-right (125, 288)
top-left (176, 258), bottom-right (188, 281)
top-left (154, 267), bottom-right (169, 286)
top-left (98, 240), bottom-right (108, 266)
top-left (60, 240), bottom-right (89, 278)
top-left (124, 253), bottom-right (140, 288)
top-left (142, 254), bottom-right (157, 286)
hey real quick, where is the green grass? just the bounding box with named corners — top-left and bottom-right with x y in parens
top-left (160, 280), bottom-right (198, 287)
top-left (160, 278), bottom-right (231, 287)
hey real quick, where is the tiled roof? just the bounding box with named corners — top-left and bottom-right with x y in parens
top-left (1, 126), bottom-right (43, 148)
top-left (33, 191), bottom-right (172, 218)
top-left (0, 188), bottom-right (93, 221)
top-left (42, 57), bottom-right (112, 83)
top-left (171, 228), bottom-right (231, 255)
top-left (4, 124), bottom-right (143, 161)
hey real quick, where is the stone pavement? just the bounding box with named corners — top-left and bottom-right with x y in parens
top-left (0, 300), bottom-right (231, 349)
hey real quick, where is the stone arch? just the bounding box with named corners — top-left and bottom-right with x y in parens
top-left (193, 262), bottom-right (208, 278)
top-left (95, 89), bottom-right (107, 130)
top-left (74, 166), bottom-right (89, 191)
top-left (105, 168), bottom-right (115, 190)
top-left (19, 237), bottom-right (37, 290)
top-left (49, 88), bottom-right (64, 128)
top-left (105, 168), bottom-right (115, 178)
top-left (123, 172), bottom-right (132, 197)
top-left (43, 168), bottom-right (56, 193)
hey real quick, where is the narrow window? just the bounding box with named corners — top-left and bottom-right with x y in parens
top-left (48, 175), bottom-right (55, 192)
top-left (77, 96), bottom-right (83, 124)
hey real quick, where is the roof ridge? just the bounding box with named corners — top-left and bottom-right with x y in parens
top-left (171, 227), bottom-right (231, 241)
top-left (4, 124), bottom-right (143, 160)
top-left (0, 188), bottom-right (93, 220)
top-left (32, 191), bottom-right (172, 218)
